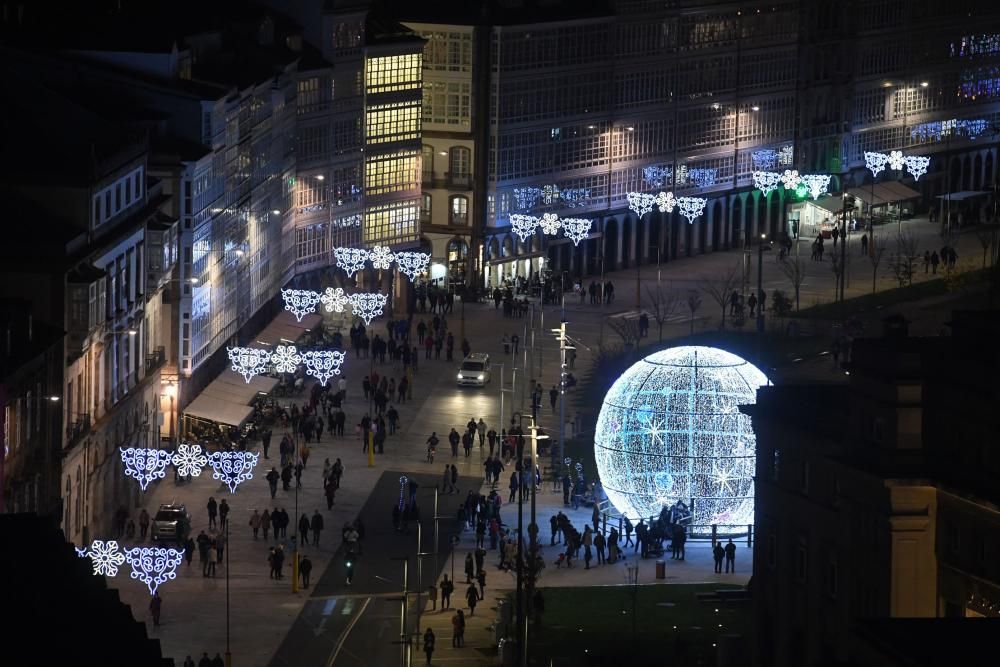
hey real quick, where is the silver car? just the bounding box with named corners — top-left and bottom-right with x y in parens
top-left (457, 353), bottom-right (491, 387)
top-left (151, 504), bottom-right (190, 543)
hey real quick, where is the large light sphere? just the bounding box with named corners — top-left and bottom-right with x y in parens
top-left (594, 346), bottom-right (770, 531)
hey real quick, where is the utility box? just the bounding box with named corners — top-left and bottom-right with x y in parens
top-left (656, 560), bottom-right (666, 579)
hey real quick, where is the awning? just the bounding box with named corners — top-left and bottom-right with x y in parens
top-left (847, 182), bottom-right (921, 206)
top-left (935, 191), bottom-right (991, 201)
top-left (810, 196), bottom-right (846, 216)
top-left (183, 396), bottom-right (254, 429)
top-left (253, 311), bottom-right (321, 347)
top-left (486, 251), bottom-right (546, 265)
top-left (182, 371), bottom-right (278, 427)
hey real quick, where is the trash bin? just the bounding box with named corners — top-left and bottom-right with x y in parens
top-left (655, 559), bottom-right (666, 579)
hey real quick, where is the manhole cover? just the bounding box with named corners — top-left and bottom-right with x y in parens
top-left (655, 602), bottom-right (676, 607)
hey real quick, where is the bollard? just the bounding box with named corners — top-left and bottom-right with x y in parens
top-left (711, 524), bottom-right (717, 547)
top-left (747, 524), bottom-right (753, 548)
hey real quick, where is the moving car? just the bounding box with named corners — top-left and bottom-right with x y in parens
top-left (457, 353), bottom-right (491, 387)
top-left (151, 503), bottom-right (190, 543)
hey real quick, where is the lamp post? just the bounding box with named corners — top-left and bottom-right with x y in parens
top-left (225, 513), bottom-right (232, 667)
top-left (756, 234), bottom-right (770, 339)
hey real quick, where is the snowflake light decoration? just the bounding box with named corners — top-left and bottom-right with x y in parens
top-left (281, 288), bottom-right (321, 323)
top-left (120, 447), bottom-right (172, 491)
top-left (270, 344), bottom-right (302, 374)
top-left (864, 151), bottom-right (890, 178)
top-left (655, 191), bottom-right (677, 213)
top-left (349, 292), bottom-right (388, 326)
top-left (626, 192), bottom-right (657, 219)
top-left (86, 540), bottom-right (126, 577)
top-left (509, 214), bottom-right (539, 242)
top-left (124, 547), bottom-right (185, 596)
top-left (539, 213), bottom-right (561, 235)
top-left (320, 287), bottom-right (350, 313)
top-left (560, 218), bottom-right (592, 246)
top-left (171, 443), bottom-right (208, 478)
top-left (887, 150), bottom-right (906, 171)
top-left (227, 346), bottom-right (271, 383)
top-left (904, 155), bottom-right (931, 181)
top-left (780, 169), bottom-right (802, 190)
top-left (207, 450), bottom-right (259, 494)
top-left (394, 251), bottom-right (431, 282)
top-left (676, 196), bottom-right (708, 224)
top-left (303, 350), bottom-right (346, 386)
top-left (752, 171), bottom-right (782, 197)
top-left (800, 174), bottom-right (832, 200)
top-left (334, 247), bottom-right (369, 277)
top-left (369, 245), bottom-right (395, 270)
top-left (593, 346), bottom-right (770, 532)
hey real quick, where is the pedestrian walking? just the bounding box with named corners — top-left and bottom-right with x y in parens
top-left (466, 583), bottom-right (479, 615)
top-left (149, 592), bottom-right (162, 626)
top-left (476, 569), bottom-right (486, 600)
top-left (266, 467), bottom-right (279, 498)
top-left (206, 541), bottom-right (217, 577)
top-left (139, 508), bottom-right (150, 540)
top-left (184, 537), bottom-right (195, 567)
top-left (207, 497), bottom-right (218, 529)
top-left (423, 628), bottom-right (435, 665)
top-left (464, 552), bottom-right (475, 583)
top-left (311, 510), bottom-right (324, 546)
top-left (218, 499), bottom-right (230, 530)
top-left (452, 609), bottom-right (465, 647)
top-left (441, 575), bottom-right (454, 609)
top-left (299, 513), bottom-right (311, 545)
top-left (260, 509), bottom-right (271, 540)
top-left (215, 532), bottom-right (226, 564)
top-left (549, 386), bottom-right (558, 412)
top-left (249, 509), bottom-right (261, 539)
top-left (300, 556), bottom-right (313, 588)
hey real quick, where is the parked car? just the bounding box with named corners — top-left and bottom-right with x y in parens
top-left (151, 503), bottom-right (190, 543)
top-left (457, 353), bottom-right (491, 387)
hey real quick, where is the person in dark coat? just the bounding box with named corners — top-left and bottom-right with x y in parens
top-left (713, 543), bottom-right (725, 573)
top-left (300, 556), bottom-right (313, 587)
top-left (299, 513), bottom-right (311, 545)
top-left (310, 510), bottom-right (324, 545)
top-left (423, 628), bottom-right (436, 665)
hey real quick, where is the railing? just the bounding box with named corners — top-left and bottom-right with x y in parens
top-left (445, 172), bottom-right (471, 189)
top-left (594, 498), bottom-right (753, 545)
top-left (145, 346), bottom-right (166, 373)
top-left (66, 414), bottom-right (91, 449)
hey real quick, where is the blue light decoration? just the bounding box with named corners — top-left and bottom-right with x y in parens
top-left (674, 165), bottom-right (689, 186)
top-left (751, 149), bottom-right (778, 171)
top-left (281, 288), bottom-right (322, 322)
top-left (124, 547), bottom-right (185, 596)
top-left (627, 192), bottom-right (657, 219)
top-left (85, 540), bottom-right (127, 577)
top-left (120, 447), bottom-right (172, 492)
top-left (910, 118), bottom-right (990, 142)
top-left (951, 33), bottom-right (1000, 58)
top-left (398, 475), bottom-right (408, 511)
top-left (904, 155), bottom-right (931, 181)
top-left (334, 214), bottom-right (362, 228)
top-left (643, 165), bottom-right (672, 189)
top-left (560, 188), bottom-right (591, 208)
top-left (303, 350), bottom-right (346, 386)
top-left (513, 187), bottom-right (541, 211)
top-left (689, 168), bottom-right (718, 188)
top-left (207, 450), bottom-right (260, 494)
top-left (227, 346), bottom-right (271, 383)
top-left (778, 145), bottom-right (794, 166)
top-left (958, 65), bottom-right (1000, 100)
top-left (171, 443), bottom-right (208, 478)
top-left (593, 346), bottom-right (770, 531)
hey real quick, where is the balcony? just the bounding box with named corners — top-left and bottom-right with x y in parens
top-left (145, 346), bottom-right (166, 373)
top-left (66, 414), bottom-right (91, 449)
top-left (445, 172), bottom-right (472, 189)
top-left (450, 214), bottom-right (469, 227)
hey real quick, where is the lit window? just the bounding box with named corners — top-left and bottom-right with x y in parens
top-left (366, 101), bottom-right (421, 144)
top-left (363, 200), bottom-right (419, 245)
top-left (365, 54), bottom-right (422, 94)
top-left (364, 151), bottom-right (420, 196)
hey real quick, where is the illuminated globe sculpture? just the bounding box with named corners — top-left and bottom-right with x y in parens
top-left (594, 346), bottom-right (770, 532)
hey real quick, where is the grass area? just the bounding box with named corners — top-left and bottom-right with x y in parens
top-left (522, 584), bottom-right (750, 666)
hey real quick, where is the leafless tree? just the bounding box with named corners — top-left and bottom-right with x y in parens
top-left (645, 286), bottom-right (681, 342)
top-left (607, 316), bottom-right (642, 350)
top-left (888, 231), bottom-right (919, 287)
top-left (778, 257), bottom-right (807, 311)
top-left (975, 224), bottom-right (999, 269)
top-left (868, 236), bottom-right (886, 294)
top-left (685, 290), bottom-right (702, 336)
top-left (699, 262), bottom-right (742, 330)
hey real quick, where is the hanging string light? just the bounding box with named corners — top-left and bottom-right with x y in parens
top-left (281, 289), bottom-right (322, 322)
top-left (123, 547), bottom-right (185, 596)
top-left (560, 218), bottom-right (592, 246)
top-left (227, 346), bottom-right (271, 383)
top-left (207, 450), bottom-right (260, 494)
top-left (349, 292), bottom-right (387, 326)
top-left (119, 447), bottom-right (172, 491)
top-left (302, 350), bottom-right (346, 386)
top-left (509, 214), bottom-right (540, 242)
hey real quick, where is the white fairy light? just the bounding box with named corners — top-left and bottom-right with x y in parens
top-left (349, 292), bottom-right (388, 326)
top-left (800, 174), bottom-right (832, 200)
top-left (75, 546), bottom-right (88, 558)
top-left (302, 350), bottom-right (346, 386)
top-left (369, 245), bottom-right (395, 270)
top-left (334, 214), bottom-right (362, 228)
top-left (560, 218), bottom-right (592, 246)
top-left (124, 547), bottom-right (185, 596)
top-left (904, 155), bottom-right (931, 181)
top-left (539, 212), bottom-right (561, 236)
top-left (751, 149), bottom-right (778, 171)
top-left (119, 447), bottom-right (172, 491)
top-left (887, 150), bottom-right (906, 171)
top-left (320, 287), bottom-right (350, 313)
top-left (227, 346), bottom-right (271, 383)
top-left (643, 165), bottom-right (672, 188)
top-left (864, 151), bottom-right (890, 178)
top-left (780, 169), bottom-right (801, 190)
top-left (676, 196), bottom-right (708, 224)
top-left (509, 214), bottom-right (539, 242)
top-left (655, 191), bottom-right (677, 213)
top-left (394, 251), bottom-right (431, 282)
top-left (280, 288), bottom-right (321, 323)
top-left (594, 346), bottom-right (770, 531)
top-left (752, 171), bottom-right (782, 197)
top-left (86, 540), bottom-right (126, 577)
top-left (207, 450), bottom-right (259, 494)
top-left (626, 192), bottom-right (657, 219)
top-left (170, 443), bottom-right (208, 478)
top-left (334, 247), bottom-right (370, 277)
top-left (270, 344), bottom-right (302, 374)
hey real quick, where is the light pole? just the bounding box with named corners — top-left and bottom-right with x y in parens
top-left (756, 233), bottom-right (769, 333)
top-left (225, 514), bottom-right (232, 667)
top-left (513, 414), bottom-right (547, 667)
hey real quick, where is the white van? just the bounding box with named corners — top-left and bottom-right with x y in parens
top-left (457, 352), bottom-right (491, 387)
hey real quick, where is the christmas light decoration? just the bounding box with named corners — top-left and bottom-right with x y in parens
top-left (643, 165), bottom-right (672, 188)
top-left (887, 150), bottom-right (906, 171)
top-left (394, 251), bottom-right (431, 282)
top-left (334, 247), bottom-right (369, 277)
top-left (369, 245), bottom-right (395, 270)
top-left (270, 345), bottom-right (302, 374)
top-left (75, 546), bottom-right (88, 558)
top-left (593, 346), bottom-right (770, 532)
top-left (281, 289), bottom-right (321, 323)
top-left (655, 191), bottom-right (677, 213)
top-left (800, 174), bottom-right (832, 200)
top-left (227, 346), bottom-right (271, 383)
top-left (513, 187), bottom-right (541, 211)
top-left (171, 443), bottom-right (208, 478)
top-left (560, 218), bottom-right (592, 246)
top-left (349, 292), bottom-right (387, 326)
top-left (689, 168), bottom-right (717, 188)
top-left (124, 547), bottom-right (185, 596)
top-left (778, 145), bottom-right (794, 166)
top-left (626, 192), bottom-right (656, 219)
top-left (398, 475), bottom-right (408, 511)
top-left (302, 350), bottom-right (346, 386)
top-left (780, 169), bottom-right (801, 190)
top-left (335, 214), bottom-right (362, 228)
top-left (86, 540), bottom-right (127, 577)
top-left (120, 447), bottom-right (172, 492)
top-left (539, 212), bottom-right (561, 235)
top-left (864, 151), bottom-right (890, 178)
top-left (904, 155), bottom-right (931, 181)
top-left (752, 171), bottom-right (782, 197)
top-left (207, 450), bottom-right (259, 494)
top-left (751, 149), bottom-right (778, 171)
top-left (320, 287), bottom-right (350, 313)
top-left (560, 187), bottom-right (591, 207)
top-left (509, 214), bottom-right (539, 242)
top-left (676, 196), bottom-right (708, 224)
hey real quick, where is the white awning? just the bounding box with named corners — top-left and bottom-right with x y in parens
top-left (182, 371), bottom-right (278, 427)
top-left (254, 311), bottom-right (321, 347)
top-left (847, 182), bottom-right (921, 206)
top-left (183, 396), bottom-right (254, 428)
